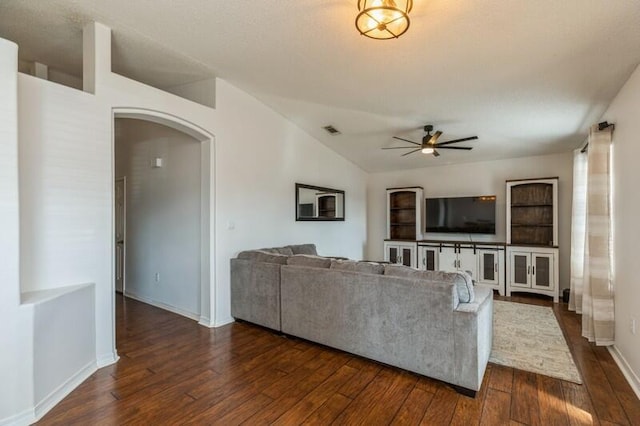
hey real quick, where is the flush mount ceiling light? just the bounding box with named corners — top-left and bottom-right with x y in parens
top-left (355, 0), bottom-right (413, 40)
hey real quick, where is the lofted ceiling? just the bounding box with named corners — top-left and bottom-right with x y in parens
top-left (1, 0), bottom-right (639, 172)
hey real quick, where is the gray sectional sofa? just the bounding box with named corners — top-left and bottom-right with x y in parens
top-left (230, 244), bottom-right (493, 395)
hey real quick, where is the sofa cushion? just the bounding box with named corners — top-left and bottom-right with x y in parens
top-left (237, 250), bottom-right (289, 265)
top-left (287, 254), bottom-right (331, 268)
top-left (384, 266), bottom-right (475, 303)
top-left (330, 260), bottom-right (385, 275)
top-left (287, 244), bottom-right (318, 256)
top-left (259, 247), bottom-right (294, 255)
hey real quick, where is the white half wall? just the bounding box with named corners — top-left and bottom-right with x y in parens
top-left (115, 118), bottom-right (202, 319)
top-left (601, 63), bottom-right (640, 392)
top-left (366, 152), bottom-right (574, 288)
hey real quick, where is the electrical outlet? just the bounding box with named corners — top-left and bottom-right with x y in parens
top-left (631, 318), bottom-right (637, 335)
top-left (155, 273), bottom-right (160, 283)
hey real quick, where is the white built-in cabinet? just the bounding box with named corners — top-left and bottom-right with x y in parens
top-left (384, 241), bottom-right (417, 268)
top-left (507, 247), bottom-right (558, 302)
top-left (417, 242), bottom-right (505, 295)
top-left (506, 177), bottom-right (559, 302)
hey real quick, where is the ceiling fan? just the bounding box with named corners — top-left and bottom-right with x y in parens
top-left (383, 125), bottom-right (478, 157)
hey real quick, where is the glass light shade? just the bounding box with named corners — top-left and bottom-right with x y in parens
top-left (421, 147), bottom-right (434, 154)
top-left (356, 0), bottom-right (413, 40)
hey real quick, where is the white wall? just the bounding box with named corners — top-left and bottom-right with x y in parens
top-left (212, 79), bottom-right (368, 323)
top-left (2, 20), bottom-right (368, 423)
top-left (601, 64), bottom-right (640, 389)
top-left (115, 119), bottom-right (202, 319)
top-left (0, 38), bottom-right (35, 424)
top-left (367, 152), bottom-right (574, 289)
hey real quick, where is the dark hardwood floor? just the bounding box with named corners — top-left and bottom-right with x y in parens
top-left (37, 293), bottom-right (640, 425)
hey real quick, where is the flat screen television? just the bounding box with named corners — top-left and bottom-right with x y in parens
top-left (425, 195), bottom-right (496, 234)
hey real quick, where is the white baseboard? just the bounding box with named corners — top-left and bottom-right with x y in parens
top-left (124, 291), bottom-right (200, 321)
top-left (33, 360), bottom-right (97, 423)
top-left (198, 315), bottom-right (234, 328)
top-left (608, 345), bottom-right (640, 399)
top-left (97, 351), bottom-right (120, 368)
top-left (0, 408), bottom-right (34, 426)
top-left (214, 316), bottom-right (235, 327)
top-left (198, 315), bottom-right (212, 327)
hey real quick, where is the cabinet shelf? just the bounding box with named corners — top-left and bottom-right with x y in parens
top-left (387, 187), bottom-right (423, 240)
top-left (511, 204), bottom-right (553, 207)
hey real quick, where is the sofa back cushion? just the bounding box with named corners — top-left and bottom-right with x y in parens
top-left (287, 254), bottom-right (331, 268)
top-left (237, 250), bottom-right (289, 265)
top-left (287, 244), bottom-right (318, 256)
top-left (384, 265), bottom-right (475, 303)
top-left (330, 260), bottom-right (385, 275)
top-left (260, 247), bottom-right (294, 255)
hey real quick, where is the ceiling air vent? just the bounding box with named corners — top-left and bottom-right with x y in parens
top-left (323, 125), bottom-right (341, 135)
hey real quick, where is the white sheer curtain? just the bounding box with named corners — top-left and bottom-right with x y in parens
top-left (569, 148), bottom-right (587, 313)
top-left (569, 124), bottom-right (614, 345)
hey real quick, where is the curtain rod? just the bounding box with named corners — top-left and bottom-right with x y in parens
top-left (580, 121), bottom-right (615, 153)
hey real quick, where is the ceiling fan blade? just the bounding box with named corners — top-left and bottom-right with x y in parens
top-left (433, 149), bottom-right (440, 157)
top-left (401, 148), bottom-right (422, 157)
top-left (427, 131), bottom-right (443, 145)
top-left (437, 146), bottom-right (473, 150)
top-left (434, 136), bottom-right (478, 146)
top-left (382, 146), bottom-right (419, 150)
top-left (392, 136), bottom-right (420, 146)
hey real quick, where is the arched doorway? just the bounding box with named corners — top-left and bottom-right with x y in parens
top-left (111, 107), bottom-right (215, 357)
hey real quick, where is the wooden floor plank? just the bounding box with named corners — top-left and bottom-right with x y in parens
top-left (537, 375), bottom-right (571, 426)
top-left (479, 388), bottom-right (511, 426)
top-left (331, 368), bottom-right (397, 425)
top-left (271, 364), bottom-right (358, 425)
top-left (511, 368), bottom-right (541, 425)
top-left (562, 381), bottom-right (601, 426)
top-left (358, 371), bottom-right (418, 425)
top-left (35, 294), bottom-right (640, 425)
top-left (420, 386), bottom-right (460, 425)
top-left (489, 364), bottom-right (514, 393)
top-left (391, 387), bottom-right (435, 425)
top-left (302, 393), bottom-right (353, 425)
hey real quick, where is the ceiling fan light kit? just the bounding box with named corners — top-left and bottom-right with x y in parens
top-left (382, 125), bottom-right (478, 158)
top-left (355, 0), bottom-right (413, 40)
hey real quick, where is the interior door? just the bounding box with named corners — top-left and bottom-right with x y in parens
top-left (115, 178), bottom-right (125, 293)
top-left (457, 246), bottom-right (477, 279)
top-left (532, 252), bottom-right (554, 291)
top-left (510, 251), bottom-right (530, 288)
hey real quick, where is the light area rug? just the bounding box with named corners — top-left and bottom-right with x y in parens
top-left (490, 300), bottom-right (582, 384)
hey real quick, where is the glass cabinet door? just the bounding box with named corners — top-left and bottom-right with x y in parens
top-left (510, 251), bottom-right (530, 288)
top-left (388, 246), bottom-right (398, 264)
top-left (401, 247), bottom-right (413, 267)
top-left (478, 250), bottom-right (498, 284)
top-left (532, 253), bottom-right (554, 290)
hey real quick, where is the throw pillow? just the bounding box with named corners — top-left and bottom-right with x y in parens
top-left (237, 250), bottom-right (289, 265)
top-left (287, 244), bottom-right (318, 256)
top-left (384, 265), bottom-right (475, 303)
top-left (286, 254), bottom-right (331, 268)
top-left (330, 260), bottom-right (385, 275)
